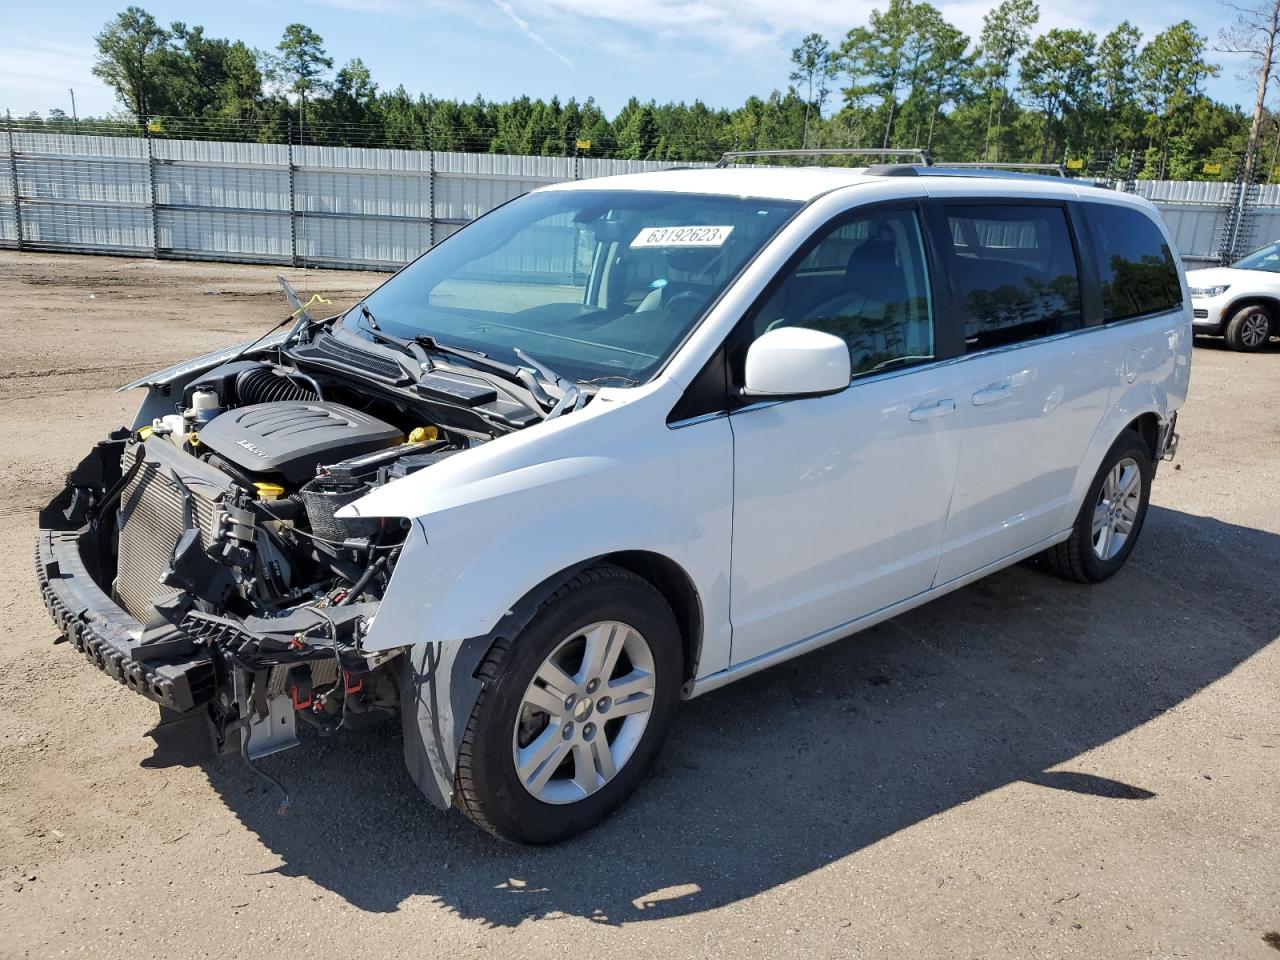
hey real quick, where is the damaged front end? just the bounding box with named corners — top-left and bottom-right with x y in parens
top-left (36, 368), bottom-right (476, 802)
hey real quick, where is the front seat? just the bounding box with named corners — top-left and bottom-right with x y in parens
top-left (788, 235), bottom-right (910, 372)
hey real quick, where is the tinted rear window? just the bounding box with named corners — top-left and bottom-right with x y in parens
top-left (942, 204), bottom-right (1083, 352)
top-left (1083, 204), bottom-right (1182, 321)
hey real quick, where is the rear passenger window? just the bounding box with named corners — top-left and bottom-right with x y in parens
top-left (749, 208), bottom-right (935, 377)
top-left (943, 205), bottom-right (1082, 352)
top-left (1083, 204), bottom-right (1182, 321)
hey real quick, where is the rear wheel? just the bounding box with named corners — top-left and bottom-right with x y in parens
top-left (1224, 304), bottom-right (1272, 352)
top-left (453, 565), bottom-right (681, 844)
top-left (1040, 431), bottom-right (1153, 583)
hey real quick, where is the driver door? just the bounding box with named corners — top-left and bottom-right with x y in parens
top-left (728, 203), bottom-right (966, 666)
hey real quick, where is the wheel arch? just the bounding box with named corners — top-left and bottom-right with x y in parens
top-left (1223, 294), bottom-right (1280, 322)
top-left (487, 550), bottom-right (704, 686)
top-left (1065, 383), bottom-right (1168, 527)
top-left (1127, 411), bottom-right (1161, 461)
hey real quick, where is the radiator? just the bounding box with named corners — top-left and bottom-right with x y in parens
top-left (114, 440), bottom-right (230, 622)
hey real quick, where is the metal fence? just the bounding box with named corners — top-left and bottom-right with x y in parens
top-left (1, 128), bottom-right (1271, 270)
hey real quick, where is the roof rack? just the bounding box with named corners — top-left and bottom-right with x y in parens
top-left (935, 161), bottom-right (1069, 177)
top-left (715, 148), bottom-right (933, 169)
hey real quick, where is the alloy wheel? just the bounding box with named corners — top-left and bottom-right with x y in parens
top-left (512, 621), bottom-right (656, 805)
top-left (1241, 311), bottom-right (1270, 348)
top-left (1092, 457), bottom-right (1141, 561)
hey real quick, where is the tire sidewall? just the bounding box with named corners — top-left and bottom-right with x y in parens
top-left (1076, 432), bottom-right (1154, 581)
top-left (465, 574), bottom-right (681, 844)
top-left (1227, 305), bottom-right (1272, 352)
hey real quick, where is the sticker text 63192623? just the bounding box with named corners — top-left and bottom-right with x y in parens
top-left (630, 225), bottom-right (735, 248)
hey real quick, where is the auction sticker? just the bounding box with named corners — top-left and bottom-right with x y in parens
top-left (630, 225), bottom-right (734, 248)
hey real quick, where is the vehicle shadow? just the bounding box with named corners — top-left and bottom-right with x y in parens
top-left (199, 505), bottom-right (1279, 925)
top-left (1192, 333), bottom-right (1280, 353)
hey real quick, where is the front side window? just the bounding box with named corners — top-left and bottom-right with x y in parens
top-left (747, 207), bottom-right (935, 377)
top-left (1084, 203), bottom-right (1182, 320)
top-left (943, 204), bottom-right (1082, 351)
top-left (349, 190), bottom-right (799, 385)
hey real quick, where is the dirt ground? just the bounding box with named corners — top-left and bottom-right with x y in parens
top-left (1, 249), bottom-right (1278, 960)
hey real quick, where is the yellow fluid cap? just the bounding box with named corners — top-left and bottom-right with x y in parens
top-left (254, 481), bottom-right (286, 500)
top-left (186, 431), bottom-right (200, 448)
top-left (138, 425), bottom-right (154, 440)
top-left (407, 426), bottom-right (438, 444)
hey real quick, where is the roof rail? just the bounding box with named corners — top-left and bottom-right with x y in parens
top-left (715, 148), bottom-right (933, 169)
top-left (936, 161), bottom-right (1069, 178)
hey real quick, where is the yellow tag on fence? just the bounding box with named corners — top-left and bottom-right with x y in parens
top-left (575, 139), bottom-right (592, 150)
top-left (1203, 162), bottom-right (1222, 175)
top-left (1066, 158), bottom-right (1084, 170)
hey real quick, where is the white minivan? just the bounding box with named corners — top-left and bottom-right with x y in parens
top-left (39, 158), bottom-right (1190, 843)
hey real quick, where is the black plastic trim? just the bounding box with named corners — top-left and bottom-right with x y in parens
top-left (36, 530), bottom-right (215, 712)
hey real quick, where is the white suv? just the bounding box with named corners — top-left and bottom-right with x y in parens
top-left (38, 160), bottom-right (1191, 843)
top-left (1187, 241), bottom-right (1280, 350)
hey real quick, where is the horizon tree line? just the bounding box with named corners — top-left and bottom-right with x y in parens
top-left (10, 4), bottom-right (1280, 182)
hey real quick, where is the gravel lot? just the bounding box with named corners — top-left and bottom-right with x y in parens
top-left (1, 250), bottom-right (1278, 960)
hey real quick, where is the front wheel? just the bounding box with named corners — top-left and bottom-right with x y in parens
top-left (1040, 431), bottom-right (1153, 583)
top-left (453, 565), bottom-right (681, 844)
top-left (1224, 304), bottom-right (1272, 352)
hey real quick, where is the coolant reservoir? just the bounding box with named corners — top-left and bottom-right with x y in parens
top-left (187, 389), bottom-right (222, 427)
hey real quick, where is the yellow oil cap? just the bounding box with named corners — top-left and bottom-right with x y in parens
top-left (407, 426), bottom-right (438, 444)
top-left (186, 431), bottom-right (200, 448)
top-left (138, 425), bottom-right (154, 440)
top-left (254, 481), bottom-right (286, 500)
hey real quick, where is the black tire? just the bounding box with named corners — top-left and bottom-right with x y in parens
top-left (1040, 430), bottom-right (1153, 583)
top-left (454, 564), bottom-right (681, 844)
top-left (1223, 304), bottom-right (1273, 352)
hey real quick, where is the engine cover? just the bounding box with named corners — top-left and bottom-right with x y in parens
top-left (198, 401), bottom-right (403, 484)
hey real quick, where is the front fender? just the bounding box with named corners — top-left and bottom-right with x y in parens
top-left (356, 410), bottom-right (735, 678)
top-left (364, 490), bottom-right (715, 654)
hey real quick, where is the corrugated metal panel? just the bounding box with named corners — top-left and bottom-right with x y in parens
top-left (1156, 207), bottom-right (1227, 261)
top-left (0, 169), bottom-right (14, 243)
top-left (1253, 184), bottom-right (1280, 209)
top-left (20, 200), bottom-right (151, 249)
top-left (159, 208), bottom-right (291, 259)
top-left (154, 138), bottom-right (288, 166)
top-left (155, 162), bottom-right (290, 210)
top-left (0, 131), bottom-right (1248, 268)
top-left (295, 169), bottom-right (430, 218)
top-left (14, 131), bottom-right (147, 159)
top-left (297, 213), bottom-right (431, 265)
top-left (1134, 180), bottom-right (1232, 205)
top-left (1243, 209), bottom-right (1280, 247)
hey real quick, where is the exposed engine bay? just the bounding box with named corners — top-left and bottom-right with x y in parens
top-left (37, 304), bottom-right (585, 801)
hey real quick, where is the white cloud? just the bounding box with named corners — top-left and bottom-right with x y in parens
top-left (491, 0), bottom-right (575, 67)
top-left (0, 38), bottom-right (115, 117)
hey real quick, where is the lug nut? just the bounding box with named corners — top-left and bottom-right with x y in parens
top-left (562, 721), bottom-right (574, 739)
top-left (597, 696), bottom-right (612, 714)
top-left (582, 722), bottom-right (596, 741)
top-left (586, 678), bottom-right (600, 694)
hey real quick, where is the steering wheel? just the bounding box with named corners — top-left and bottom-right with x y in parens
top-left (659, 289), bottom-right (703, 313)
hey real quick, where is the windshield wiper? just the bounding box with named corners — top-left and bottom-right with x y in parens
top-left (351, 304), bottom-right (435, 371)
top-left (514, 348), bottom-right (586, 417)
top-left (412, 335), bottom-right (566, 410)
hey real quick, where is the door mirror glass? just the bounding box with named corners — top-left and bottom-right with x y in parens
top-left (743, 327), bottom-right (851, 397)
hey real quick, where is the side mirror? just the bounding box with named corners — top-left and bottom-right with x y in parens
top-left (743, 327), bottom-right (851, 398)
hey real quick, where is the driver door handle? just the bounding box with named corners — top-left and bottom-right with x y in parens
top-left (908, 399), bottom-right (956, 421)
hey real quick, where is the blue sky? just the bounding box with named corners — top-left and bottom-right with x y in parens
top-left (0, 0), bottom-right (1257, 120)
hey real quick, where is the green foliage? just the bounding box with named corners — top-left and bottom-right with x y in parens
top-left (67, 4), bottom-right (1256, 178)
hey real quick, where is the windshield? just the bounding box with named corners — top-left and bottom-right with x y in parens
top-left (1232, 242), bottom-right (1280, 272)
top-left (347, 190), bottom-right (801, 384)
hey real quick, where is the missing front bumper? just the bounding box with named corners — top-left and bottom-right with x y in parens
top-left (37, 529), bottom-right (216, 712)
